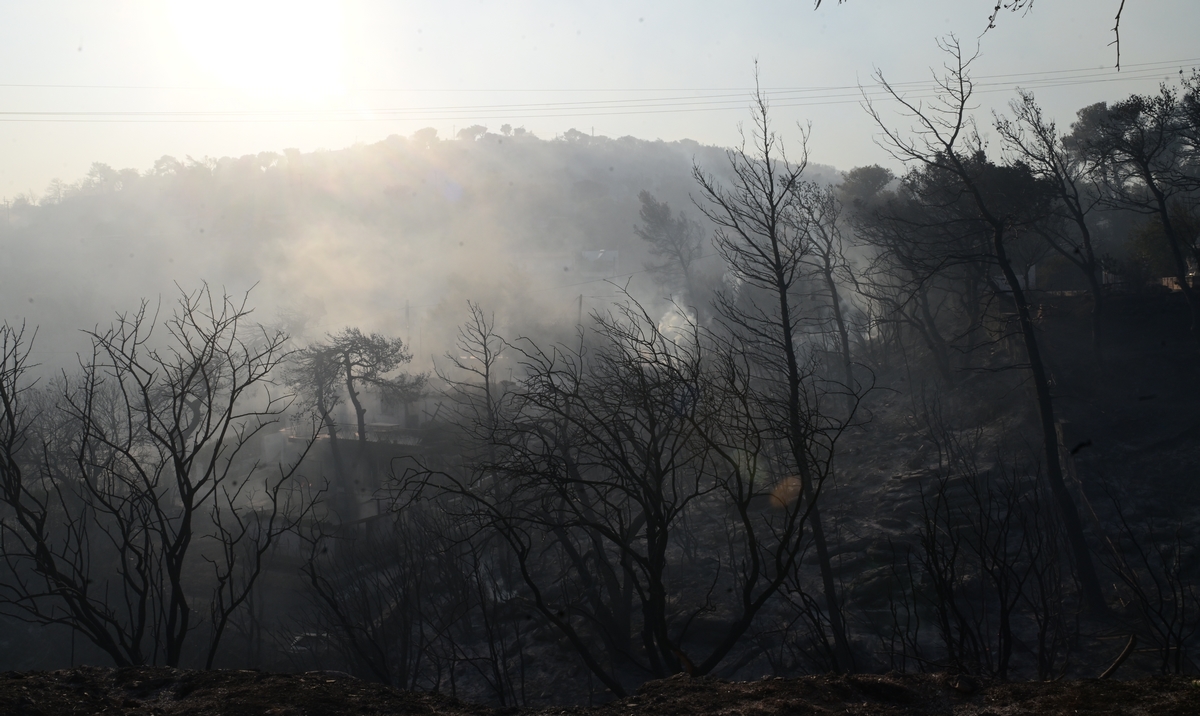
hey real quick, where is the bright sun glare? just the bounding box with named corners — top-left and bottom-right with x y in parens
top-left (169, 0), bottom-right (346, 100)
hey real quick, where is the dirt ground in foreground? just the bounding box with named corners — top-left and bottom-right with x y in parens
top-left (2, 668), bottom-right (1198, 716)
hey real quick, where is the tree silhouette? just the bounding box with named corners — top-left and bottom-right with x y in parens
top-left (634, 190), bottom-right (704, 303)
top-left (693, 85), bottom-right (859, 671)
top-left (0, 287), bottom-right (316, 667)
top-left (866, 37), bottom-right (1106, 612)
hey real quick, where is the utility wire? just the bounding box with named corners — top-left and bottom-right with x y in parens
top-left (0, 65), bottom-right (1185, 115)
top-left (0, 56), bottom-right (1195, 92)
top-left (0, 58), bottom-right (1193, 123)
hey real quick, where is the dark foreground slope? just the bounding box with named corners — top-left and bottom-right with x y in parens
top-left (0, 668), bottom-right (489, 716)
top-left (3, 668), bottom-right (1199, 716)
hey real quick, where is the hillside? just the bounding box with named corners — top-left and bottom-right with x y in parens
top-left (0, 129), bottom-right (838, 370)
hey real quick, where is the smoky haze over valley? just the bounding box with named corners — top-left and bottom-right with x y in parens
top-left (3, 2), bottom-right (1200, 713)
top-left (0, 130), bottom-right (839, 372)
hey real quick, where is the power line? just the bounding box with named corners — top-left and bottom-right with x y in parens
top-left (0, 65), bottom-right (1182, 115)
top-left (0, 56), bottom-right (1195, 92)
top-left (0, 58), bottom-right (1193, 124)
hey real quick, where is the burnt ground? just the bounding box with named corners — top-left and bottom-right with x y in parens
top-left (2, 668), bottom-right (1199, 715)
top-left (1, 295), bottom-right (1197, 712)
top-left (0, 667), bottom-right (489, 716)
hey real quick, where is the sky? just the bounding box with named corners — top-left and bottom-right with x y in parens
top-left (0, 0), bottom-right (1197, 198)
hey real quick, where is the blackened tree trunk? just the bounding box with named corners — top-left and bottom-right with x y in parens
top-left (694, 85), bottom-right (857, 672)
top-left (866, 37), bottom-right (1106, 613)
top-left (990, 225), bottom-right (1106, 612)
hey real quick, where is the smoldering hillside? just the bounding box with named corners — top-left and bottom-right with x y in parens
top-left (3, 65), bottom-right (1200, 713)
top-left (0, 127), bottom-right (838, 371)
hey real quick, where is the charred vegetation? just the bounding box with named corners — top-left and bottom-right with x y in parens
top-left (2, 38), bottom-right (1200, 713)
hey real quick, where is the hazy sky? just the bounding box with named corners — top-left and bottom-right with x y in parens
top-left (1, 0), bottom-right (1197, 197)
